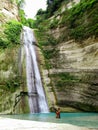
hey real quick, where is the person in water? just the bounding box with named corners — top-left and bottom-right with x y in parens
top-left (56, 108), bottom-right (61, 118)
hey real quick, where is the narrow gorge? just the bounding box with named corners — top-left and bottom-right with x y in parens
top-left (0, 0), bottom-right (98, 114)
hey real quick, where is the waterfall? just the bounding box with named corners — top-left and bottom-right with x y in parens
top-left (22, 26), bottom-right (49, 113)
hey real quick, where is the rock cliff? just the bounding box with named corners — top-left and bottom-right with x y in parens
top-left (35, 0), bottom-right (98, 112)
top-left (0, 0), bottom-right (18, 24)
top-left (0, 0), bottom-right (28, 114)
top-left (40, 34), bottom-right (98, 112)
top-left (0, 0), bottom-right (98, 113)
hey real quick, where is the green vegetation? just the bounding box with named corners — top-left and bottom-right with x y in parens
top-left (60, 0), bottom-right (98, 41)
top-left (18, 9), bottom-right (27, 25)
top-left (16, 0), bottom-right (25, 8)
top-left (49, 0), bottom-right (98, 41)
top-left (35, 0), bottom-right (98, 43)
top-left (9, 0), bottom-right (15, 3)
top-left (4, 20), bottom-right (22, 45)
top-left (46, 0), bottom-right (67, 18)
top-left (50, 72), bottom-right (98, 89)
top-left (34, 29), bottom-right (59, 69)
top-left (49, 18), bottom-right (59, 29)
top-left (0, 37), bottom-right (8, 49)
top-left (51, 72), bottom-right (80, 89)
top-left (16, 0), bottom-right (35, 27)
top-left (0, 76), bottom-right (21, 92)
top-left (26, 18), bottom-right (36, 28)
top-left (43, 48), bottom-right (59, 59)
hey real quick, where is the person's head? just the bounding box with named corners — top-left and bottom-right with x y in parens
top-left (58, 108), bottom-right (60, 110)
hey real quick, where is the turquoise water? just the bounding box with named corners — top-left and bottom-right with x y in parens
top-left (1, 113), bottom-right (98, 128)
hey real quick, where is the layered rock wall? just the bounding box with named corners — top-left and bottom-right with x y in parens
top-left (0, 0), bottom-right (18, 24)
top-left (41, 36), bottom-right (98, 111)
top-left (37, 0), bottom-right (98, 111)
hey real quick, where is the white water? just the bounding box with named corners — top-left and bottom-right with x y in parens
top-left (22, 26), bottom-right (49, 113)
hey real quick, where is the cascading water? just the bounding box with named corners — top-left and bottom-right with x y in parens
top-left (22, 26), bottom-right (49, 113)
